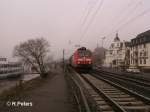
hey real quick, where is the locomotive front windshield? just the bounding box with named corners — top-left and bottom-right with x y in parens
top-left (78, 50), bottom-right (92, 57)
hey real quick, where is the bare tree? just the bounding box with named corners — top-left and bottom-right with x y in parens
top-left (13, 38), bottom-right (50, 78)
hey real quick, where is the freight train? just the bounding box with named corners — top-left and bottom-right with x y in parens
top-left (69, 47), bottom-right (93, 71)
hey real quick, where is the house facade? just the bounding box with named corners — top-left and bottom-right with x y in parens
top-left (104, 33), bottom-right (130, 69)
top-left (130, 30), bottom-right (150, 72)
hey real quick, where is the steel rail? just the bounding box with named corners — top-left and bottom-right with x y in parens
top-left (95, 67), bottom-right (150, 83)
top-left (67, 66), bottom-right (150, 111)
top-left (93, 70), bottom-right (150, 97)
top-left (91, 72), bottom-right (150, 105)
top-left (66, 66), bottom-right (91, 112)
top-left (81, 74), bottom-right (127, 112)
top-left (95, 69), bottom-right (150, 88)
top-left (71, 75), bottom-right (91, 112)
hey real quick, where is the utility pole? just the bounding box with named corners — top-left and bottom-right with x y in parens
top-left (101, 37), bottom-right (106, 48)
top-left (63, 49), bottom-right (65, 71)
top-left (97, 40), bottom-right (99, 48)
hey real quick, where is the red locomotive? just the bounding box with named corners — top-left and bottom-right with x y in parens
top-left (69, 47), bottom-right (93, 71)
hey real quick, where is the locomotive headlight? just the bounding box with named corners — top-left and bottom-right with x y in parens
top-left (78, 61), bottom-right (80, 64)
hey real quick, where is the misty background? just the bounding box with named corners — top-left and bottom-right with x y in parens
top-left (0, 0), bottom-right (150, 60)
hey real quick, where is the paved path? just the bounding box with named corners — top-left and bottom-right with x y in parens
top-left (3, 69), bottom-right (78, 112)
top-left (27, 73), bottom-right (77, 112)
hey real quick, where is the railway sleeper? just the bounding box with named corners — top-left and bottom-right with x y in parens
top-left (107, 95), bottom-right (130, 98)
top-left (96, 101), bottom-right (107, 105)
top-left (94, 97), bottom-right (104, 101)
top-left (117, 101), bottom-right (144, 106)
top-left (105, 94), bottom-right (130, 98)
top-left (91, 94), bottom-right (99, 97)
top-left (123, 105), bottom-right (150, 112)
top-left (103, 91), bottom-right (123, 94)
top-left (101, 90), bottom-right (120, 92)
top-left (82, 73), bottom-right (150, 112)
top-left (104, 92), bottom-right (126, 95)
top-left (98, 105), bottom-right (112, 111)
top-left (112, 97), bottom-right (136, 101)
top-left (103, 110), bottom-right (114, 112)
top-left (101, 88), bottom-right (117, 91)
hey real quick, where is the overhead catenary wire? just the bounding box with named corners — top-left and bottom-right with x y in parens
top-left (118, 7), bottom-right (150, 31)
top-left (71, 0), bottom-right (91, 47)
top-left (85, 0), bottom-right (138, 47)
top-left (104, 4), bottom-right (150, 48)
top-left (114, 0), bottom-right (143, 28)
top-left (72, 0), bottom-right (98, 47)
top-left (76, 1), bottom-right (149, 49)
top-left (79, 0), bottom-right (104, 43)
top-left (102, 0), bottom-right (143, 38)
top-left (108, 0), bottom-right (143, 35)
top-left (106, 5), bottom-right (150, 38)
top-left (97, 0), bottom-right (137, 35)
top-left (101, 0), bottom-right (144, 48)
top-left (110, 0), bottom-right (138, 23)
top-left (95, 0), bottom-right (136, 45)
top-left (81, 0), bottom-right (99, 27)
top-left (79, 1), bottom-right (90, 24)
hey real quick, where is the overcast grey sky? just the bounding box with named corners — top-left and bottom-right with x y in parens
top-left (0, 0), bottom-right (150, 60)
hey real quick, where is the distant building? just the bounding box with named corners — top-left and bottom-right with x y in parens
top-left (0, 57), bottom-right (23, 75)
top-left (93, 47), bottom-right (106, 65)
top-left (130, 30), bottom-right (150, 72)
top-left (0, 57), bottom-right (7, 63)
top-left (104, 33), bottom-right (130, 69)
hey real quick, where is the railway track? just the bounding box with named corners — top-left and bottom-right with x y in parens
top-left (77, 73), bottom-right (150, 112)
top-left (93, 69), bottom-right (150, 98)
top-left (95, 67), bottom-right (150, 83)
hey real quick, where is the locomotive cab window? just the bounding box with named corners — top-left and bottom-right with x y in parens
top-left (78, 50), bottom-right (92, 57)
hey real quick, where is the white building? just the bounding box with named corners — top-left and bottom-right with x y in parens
top-left (130, 30), bottom-right (150, 72)
top-left (104, 33), bottom-right (130, 69)
top-left (0, 57), bottom-right (7, 64)
top-left (0, 57), bottom-right (23, 74)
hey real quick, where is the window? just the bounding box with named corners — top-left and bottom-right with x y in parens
top-left (140, 59), bottom-right (142, 64)
top-left (136, 46), bottom-right (138, 49)
top-left (110, 51), bottom-right (112, 55)
top-left (78, 50), bottom-right (92, 57)
top-left (144, 52), bottom-right (147, 56)
top-left (144, 59), bottom-right (146, 64)
top-left (135, 59), bottom-right (138, 64)
top-left (143, 44), bottom-right (146, 48)
top-left (117, 43), bottom-right (119, 47)
top-left (140, 52), bottom-right (142, 56)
